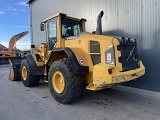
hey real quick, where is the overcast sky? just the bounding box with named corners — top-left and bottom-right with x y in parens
top-left (0, 0), bottom-right (30, 50)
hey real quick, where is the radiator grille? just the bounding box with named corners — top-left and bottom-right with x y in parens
top-left (117, 38), bottom-right (140, 71)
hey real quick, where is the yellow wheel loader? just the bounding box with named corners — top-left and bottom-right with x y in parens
top-left (9, 11), bottom-right (145, 104)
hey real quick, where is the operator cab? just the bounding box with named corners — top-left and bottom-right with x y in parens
top-left (40, 13), bottom-right (86, 50)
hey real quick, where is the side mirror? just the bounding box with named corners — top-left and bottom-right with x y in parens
top-left (92, 31), bottom-right (96, 34)
top-left (31, 45), bottom-right (35, 48)
top-left (40, 22), bottom-right (45, 31)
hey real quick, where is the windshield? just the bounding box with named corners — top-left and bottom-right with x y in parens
top-left (61, 18), bottom-right (83, 37)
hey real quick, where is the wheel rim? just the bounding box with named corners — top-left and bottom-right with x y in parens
top-left (22, 66), bottom-right (27, 80)
top-left (52, 71), bottom-right (65, 94)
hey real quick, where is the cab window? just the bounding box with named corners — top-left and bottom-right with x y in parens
top-left (48, 18), bottom-right (57, 50)
top-left (61, 18), bottom-right (82, 37)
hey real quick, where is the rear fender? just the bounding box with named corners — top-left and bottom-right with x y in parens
top-left (24, 54), bottom-right (44, 75)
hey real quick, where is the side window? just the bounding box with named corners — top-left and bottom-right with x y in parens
top-left (48, 18), bottom-right (56, 50)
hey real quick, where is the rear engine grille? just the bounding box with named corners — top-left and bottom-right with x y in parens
top-left (117, 38), bottom-right (140, 71)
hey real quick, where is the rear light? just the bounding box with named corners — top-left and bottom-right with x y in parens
top-left (108, 69), bottom-right (112, 74)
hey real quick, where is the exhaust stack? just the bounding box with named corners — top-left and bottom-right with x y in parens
top-left (95, 11), bottom-right (104, 35)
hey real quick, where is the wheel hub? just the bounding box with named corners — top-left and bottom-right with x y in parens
top-left (22, 66), bottom-right (27, 80)
top-left (52, 71), bottom-right (65, 93)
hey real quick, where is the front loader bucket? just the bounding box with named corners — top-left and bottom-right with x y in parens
top-left (9, 58), bottom-right (22, 81)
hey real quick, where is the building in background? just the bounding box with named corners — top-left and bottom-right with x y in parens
top-left (27, 0), bottom-right (160, 92)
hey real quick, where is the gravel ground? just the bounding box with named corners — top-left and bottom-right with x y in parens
top-left (0, 65), bottom-right (160, 120)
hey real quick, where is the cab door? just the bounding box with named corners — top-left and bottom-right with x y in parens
top-left (47, 18), bottom-right (57, 50)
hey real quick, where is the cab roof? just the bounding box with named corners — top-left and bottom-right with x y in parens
top-left (43, 13), bottom-right (86, 23)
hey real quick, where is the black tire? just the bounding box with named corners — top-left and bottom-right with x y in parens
top-left (20, 59), bottom-right (40, 87)
top-left (48, 59), bottom-right (85, 104)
